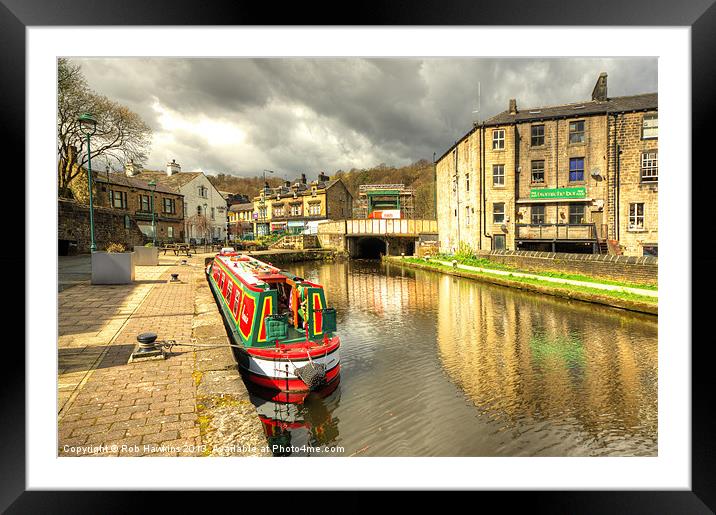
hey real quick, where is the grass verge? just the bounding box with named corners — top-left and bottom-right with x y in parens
top-left (388, 257), bottom-right (657, 314)
top-left (424, 255), bottom-right (657, 291)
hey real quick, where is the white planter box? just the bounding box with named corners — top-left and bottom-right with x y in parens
top-left (91, 251), bottom-right (135, 284)
top-left (133, 246), bottom-right (159, 266)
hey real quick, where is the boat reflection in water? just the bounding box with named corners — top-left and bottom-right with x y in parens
top-left (246, 379), bottom-right (342, 456)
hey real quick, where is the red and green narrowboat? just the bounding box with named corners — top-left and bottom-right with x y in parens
top-left (206, 250), bottom-right (340, 392)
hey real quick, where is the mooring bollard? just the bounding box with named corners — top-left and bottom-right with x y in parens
top-left (170, 273), bottom-right (179, 282)
top-left (136, 332), bottom-right (158, 352)
top-left (452, 260), bottom-right (458, 268)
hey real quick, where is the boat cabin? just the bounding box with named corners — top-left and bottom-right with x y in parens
top-left (209, 253), bottom-right (336, 348)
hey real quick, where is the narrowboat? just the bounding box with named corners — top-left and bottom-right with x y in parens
top-left (206, 250), bottom-right (340, 392)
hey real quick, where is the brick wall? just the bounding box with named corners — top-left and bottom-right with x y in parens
top-left (486, 249), bottom-right (657, 286)
top-left (58, 199), bottom-right (145, 253)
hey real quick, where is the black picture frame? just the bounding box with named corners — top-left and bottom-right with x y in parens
top-left (3, 1), bottom-right (713, 512)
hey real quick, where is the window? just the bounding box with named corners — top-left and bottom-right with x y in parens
top-left (629, 203), bottom-right (645, 230)
top-left (291, 204), bottom-right (302, 216)
top-left (273, 206), bottom-right (284, 217)
top-left (493, 164), bottom-right (505, 186)
top-left (493, 234), bottom-right (506, 250)
top-left (168, 226), bottom-right (174, 239)
top-left (569, 158), bottom-right (585, 182)
top-left (642, 245), bottom-right (658, 257)
top-left (492, 129), bottom-right (505, 150)
top-left (465, 206), bottom-right (471, 226)
top-left (642, 114), bottom-right (658, 139)
top-left (198, 185), bottom-right (208, 198)
top-left (111, 190), bottom-right (127, 209)
top-left (197, 206), bottom-right (202, 216)
top-left (183, 202), bottom-right (187, 217)
top-left (139, 195), bottom-right (150, 212)
top-left (211, 207), bottom-right (215, 220)
top-left (493, 202), bottom-right (505, 224)
top-left (569, 120), bottom-right (585, 143)
top-left (531, 160), bottom-right (545, 184)
top-left (465, 173), bottom-right (470, 192)
top-left (568, 204), bottom-right (585, 224)
top-left (641, 151), bottom-right (658, 182)
top-left (163, 198), bottom-right (176, 213)
top-left (259, 207), bottom-right (267, 219)
top-left (124, 214), bottom-right (131, 229)
top-left (309, 204), bottom-right (321, 216)
top-left (531, 124), bottom-right (545, 146)
top-left (531, 205), bottom-right (545, 224)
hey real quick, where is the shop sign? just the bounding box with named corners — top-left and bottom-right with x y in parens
top-left (529, 187), bottom-right (586, 199)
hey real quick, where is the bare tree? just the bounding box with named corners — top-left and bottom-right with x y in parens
top-left (57, 58), bottom-right (152, 197)
top-left (188, 214), bottom-right (212, 250)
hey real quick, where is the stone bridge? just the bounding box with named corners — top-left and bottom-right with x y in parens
top-left (317, 219), bottom-right (438, 258)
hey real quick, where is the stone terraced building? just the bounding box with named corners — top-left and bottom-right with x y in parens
top-left (436, 73), bottom-right (658, 257)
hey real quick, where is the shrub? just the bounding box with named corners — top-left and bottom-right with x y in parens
top-left (144, 242), bottom-right (154, 247)
top-left (455, 242), bottom-right (476, 261)
top-left (105, 242), bottom-right (126, 253)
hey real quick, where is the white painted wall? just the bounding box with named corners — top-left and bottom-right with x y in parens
top-left (179, 174), bottom-right (228, 242)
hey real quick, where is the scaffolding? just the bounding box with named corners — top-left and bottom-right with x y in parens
top-left (355, 184), bottom-right (415, 219)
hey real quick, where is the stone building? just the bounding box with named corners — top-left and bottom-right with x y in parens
top-left (436, 73), bottom-right (658, 256)
top-left (90, 170), bottom-right (185, 243)
top-left (228, 202), bottom-right (255, 240)
top-left (128, 159), bottom-right (229, 243)
top-left (252, 173), bottom-right (353, 236)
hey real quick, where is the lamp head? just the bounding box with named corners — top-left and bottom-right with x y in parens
top-left (77, 113), bottom-right (97, 136)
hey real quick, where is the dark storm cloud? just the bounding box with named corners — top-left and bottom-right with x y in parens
top-left (72, 57), bottom-right (657, 177)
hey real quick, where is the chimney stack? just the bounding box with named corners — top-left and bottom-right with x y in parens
top-left (318, 172), bottom-right (329, 182)
top-left (301, 173), bottom-right (307, 185)
top-left (508, 98), bottom-right (518, 115)
top-left (166, 159), bottom-right (181, 176)
top-left (592, 72), bottom-right (608, 102)
top-left (125, 159), bottom-right (139, 177)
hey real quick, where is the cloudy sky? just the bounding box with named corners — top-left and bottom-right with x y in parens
top-left (71, 57), bottom-right (657, 179)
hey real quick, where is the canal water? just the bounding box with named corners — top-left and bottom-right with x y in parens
top-left (247, 259), bottom-right (657, 457)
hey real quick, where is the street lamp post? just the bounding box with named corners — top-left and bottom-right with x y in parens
top-left (148, 180), bottom-right (157, 246)
top-left (262, 169), bottom-right (275, 188)
top-left (78, 113), bottom-right (98, 251)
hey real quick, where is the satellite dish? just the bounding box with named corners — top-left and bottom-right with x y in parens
top-left (591, 167), bottom-right (602, 177)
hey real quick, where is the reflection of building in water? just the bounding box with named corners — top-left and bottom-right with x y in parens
top-left (436, 275), bottom-right (657, 450)
top-left (290, 261), bottom-right (436, 316)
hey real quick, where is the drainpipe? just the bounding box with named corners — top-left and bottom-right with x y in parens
top-left (454, 146), bottom-right (461, 248)
top-left (611, 113), bottom-right (621, 242)
top-left (555, 118), bottom-right (559, 232)
top-left (433, 152), bottom-right (437, 221)
top-left (513, 124), bottom-right (519, 250)
top-left (481, 124), bottom-right (492, 250)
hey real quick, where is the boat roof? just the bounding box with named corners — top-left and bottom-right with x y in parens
top-left (214, 253), bottom-right (288, 289)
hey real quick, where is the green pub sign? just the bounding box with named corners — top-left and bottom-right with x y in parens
top-left (529, 187), bottom-right (586, 200)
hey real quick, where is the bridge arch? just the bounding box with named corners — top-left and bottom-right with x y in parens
top-left (352, 236), bottom-right (387, 259)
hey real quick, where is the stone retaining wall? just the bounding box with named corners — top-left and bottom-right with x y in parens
top-left (58, 199), bottom-right (145, 253)
top-left (485, 249), bottom-right (657, 286)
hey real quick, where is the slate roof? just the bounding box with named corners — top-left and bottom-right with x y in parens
top-left (95, 172), bottom-right (179, 195)
top-left (483, 93), bottom-right (658, 126)
top-left (229, 203), bottom-right (255, 212)
top-left (128, 170), bottom-right (204, 191)
top-left (438, 92), bottom-right (657, 162)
